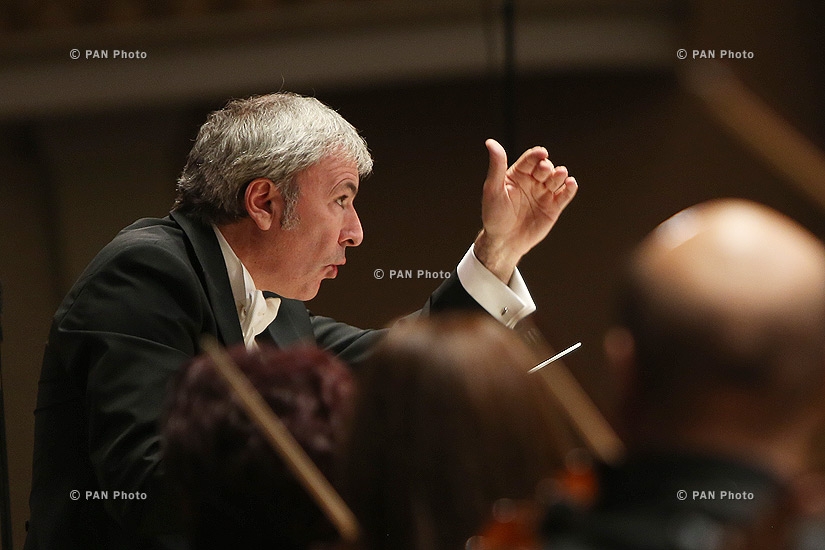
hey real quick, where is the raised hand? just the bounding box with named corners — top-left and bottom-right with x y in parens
top-left (474, 139), bottom-right (578, 282)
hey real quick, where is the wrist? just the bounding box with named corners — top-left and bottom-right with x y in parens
top-left (474, 230), bottom-right (521, 283)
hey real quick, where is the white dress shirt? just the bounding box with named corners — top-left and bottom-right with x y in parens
top-left (213, 227), bottom-right (281, 349)
top-left (456, 244), bottom-right (536, 328)
top-left (213, 227), bottom-right (536, 346)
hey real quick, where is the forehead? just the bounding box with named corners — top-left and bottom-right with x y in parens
top-left (296, 154), bottom-right (360, 195)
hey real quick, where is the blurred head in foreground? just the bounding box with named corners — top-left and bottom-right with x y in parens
top-left (540, 200), bottom-right (825, 550)
top-left (342, 314), bottom-right (565, 550)
top-left (162, 344), bottom-right (354, 550)
top-left (609, 198), bottom-right (825, 477)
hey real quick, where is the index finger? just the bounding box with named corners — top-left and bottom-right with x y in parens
top-left (509, 146), bottom-right (550, 179)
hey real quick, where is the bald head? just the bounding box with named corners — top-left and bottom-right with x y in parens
top-left (618, 199), bottom-right (825, 433)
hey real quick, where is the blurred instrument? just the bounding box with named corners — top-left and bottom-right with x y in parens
top-left (683, 62), bottom-right (825, 213)
top-left (200, 336), bottom-right (360, 545)
top-left (517, 319), bottom-right (625, 465)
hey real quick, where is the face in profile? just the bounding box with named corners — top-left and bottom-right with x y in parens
top-left (259, 155), bottom-right (363, 300)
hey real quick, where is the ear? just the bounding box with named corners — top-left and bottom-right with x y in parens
top-left (604, 326), bottom-right (637, 399)
top-left (244, 178), bottom-right (284, 231)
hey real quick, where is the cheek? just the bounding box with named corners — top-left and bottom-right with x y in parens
top-left (285, 209), bottom-right (343, 266)
top-left (310, 217), bottom-right (343, 247)
top-left (295, 224), bottom-right (337, 264)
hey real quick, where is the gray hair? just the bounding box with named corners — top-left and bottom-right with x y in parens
top-left (174, 93), bottom-right (373, 227)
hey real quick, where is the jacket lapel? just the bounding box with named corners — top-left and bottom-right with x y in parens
top-left (260, 293), bottom-right (314, 348)
top-left (171, 211), bottom-right (244, 347)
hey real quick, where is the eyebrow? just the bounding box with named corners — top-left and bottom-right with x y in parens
top-left (336, 182), bottom-right (359, 196)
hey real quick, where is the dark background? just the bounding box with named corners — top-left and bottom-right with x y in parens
top-left (2, 1), bottom-right (824, 547)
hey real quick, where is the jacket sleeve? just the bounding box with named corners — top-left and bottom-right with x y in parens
top-left (310, 270), bottom-right (483, 364)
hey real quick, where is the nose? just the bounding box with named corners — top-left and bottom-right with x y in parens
top-left (340, 206), bottom-right (363, 247)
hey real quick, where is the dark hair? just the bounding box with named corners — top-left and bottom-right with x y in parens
top-left (162, 344), bottom-right (354, 550)
top-left (342, 314), bottom-right (565, 550)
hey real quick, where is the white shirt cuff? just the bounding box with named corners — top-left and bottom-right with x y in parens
top-left (456, 245), bottom-right (536, 328)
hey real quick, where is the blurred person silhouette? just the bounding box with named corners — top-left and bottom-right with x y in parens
top-left (342, 313), bottom-right (568, 550)
top-left (162, 343), bottom-right (354, 550)
top-left (544, 199), bottom-right (825, 550)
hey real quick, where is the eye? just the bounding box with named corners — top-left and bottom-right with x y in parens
top-left (336, 196), bottom-right (349, 207)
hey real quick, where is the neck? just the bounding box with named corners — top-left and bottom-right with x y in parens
top-left (217, 220), bottom-right (277, 288)
top-left (216, 220), bottom-right (257, 264)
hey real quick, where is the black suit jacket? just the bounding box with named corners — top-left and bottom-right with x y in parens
top-left (25, 211), bottom-right (481, 550)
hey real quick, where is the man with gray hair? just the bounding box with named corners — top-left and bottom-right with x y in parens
top-left (25, 92), bottom-right (578, 550)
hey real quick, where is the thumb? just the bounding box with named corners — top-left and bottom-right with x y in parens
top-left (483, 139), bottom-right (508, 195)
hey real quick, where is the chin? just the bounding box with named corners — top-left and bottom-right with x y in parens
top-left (294, 283), bottom-right (323, 302)
top-left (264, 276), bottom-right (322, 301)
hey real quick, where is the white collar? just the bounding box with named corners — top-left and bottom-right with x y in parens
top-left (212, 226), bottom-right (281, 349)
